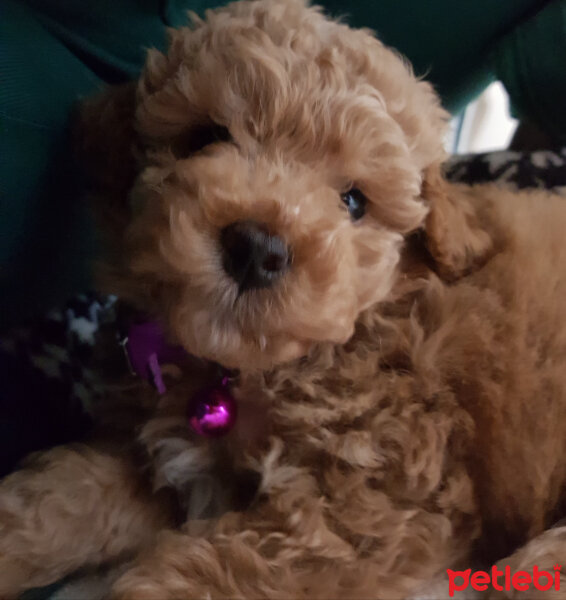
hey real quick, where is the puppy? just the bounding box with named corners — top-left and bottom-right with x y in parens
top-left (2, 1), bottom-right (566, 598)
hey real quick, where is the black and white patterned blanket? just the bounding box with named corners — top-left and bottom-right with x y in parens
top-left (445, 148), bottom-right (566, 192)
top-left (1, 148), bottom-right (565, 479)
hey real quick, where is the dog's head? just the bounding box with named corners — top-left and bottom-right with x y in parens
top-left (84, 0), bottom-right (491, 369)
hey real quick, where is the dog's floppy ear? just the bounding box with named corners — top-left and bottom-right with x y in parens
top-left (422, 163), bottom-right (495, 280)
top-left (74, 82), bottom-right (138, 235)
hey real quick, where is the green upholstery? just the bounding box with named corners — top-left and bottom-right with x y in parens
top-left (322, 0), bottom-right (544, 114)
top-left (1, 1), bottom-right (100, 328)
top-left (493, 0), bottom-right (566, 143)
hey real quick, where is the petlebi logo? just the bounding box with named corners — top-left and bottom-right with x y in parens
top-left (447, 564), bottom-right (562, 597)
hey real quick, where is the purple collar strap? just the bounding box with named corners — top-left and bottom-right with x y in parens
top-left (121, 320), bottom-right (237, 437)
top-left (122, 320), bottom-right (187, 394)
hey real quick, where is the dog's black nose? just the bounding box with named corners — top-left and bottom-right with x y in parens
top-left (220, 221), bottom-right (289, 290)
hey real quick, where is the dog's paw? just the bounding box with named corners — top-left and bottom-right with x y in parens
top-left (485, 526), bottom-right (566, 599)
top-left (0, 553), bottom-right (35, 600)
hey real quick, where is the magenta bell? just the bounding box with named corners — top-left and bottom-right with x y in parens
top-left (187, 383), bottom-right (237, 437)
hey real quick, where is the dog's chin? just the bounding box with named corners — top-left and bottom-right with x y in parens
top-left (214, 336), bottom-right (311, 371)
top-left (168, 304), bottom-right (356, 371)
top-left (177, 328), bottom-right (311, 371)
top-left (162, 275), bottom-right (362, 371)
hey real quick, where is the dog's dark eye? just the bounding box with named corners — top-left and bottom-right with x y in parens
top-left (341, 188), bottom-right (367, 220)
top-left (171, 123), bottom-right (232, 158)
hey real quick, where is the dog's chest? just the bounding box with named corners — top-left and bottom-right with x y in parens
top-left (146, 299), bottom-right (478, 525)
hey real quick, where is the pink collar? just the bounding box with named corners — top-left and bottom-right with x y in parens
top-left (121, 320), bottom-right (186, 394)
top-left (121, 320), bottom-right (237, 436)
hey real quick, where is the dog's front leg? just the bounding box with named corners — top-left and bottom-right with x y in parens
top-left (109, 492), bottom-right (445, 600)
top-left (0, 444), bottom-right (172, 598)
top-left (109, 526), bottom-right (321, 600)
top-left (484, 525), bottom-right (566, 599)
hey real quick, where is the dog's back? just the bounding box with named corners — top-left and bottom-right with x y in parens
top-left (436, 184), bottom-right (566, 560)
